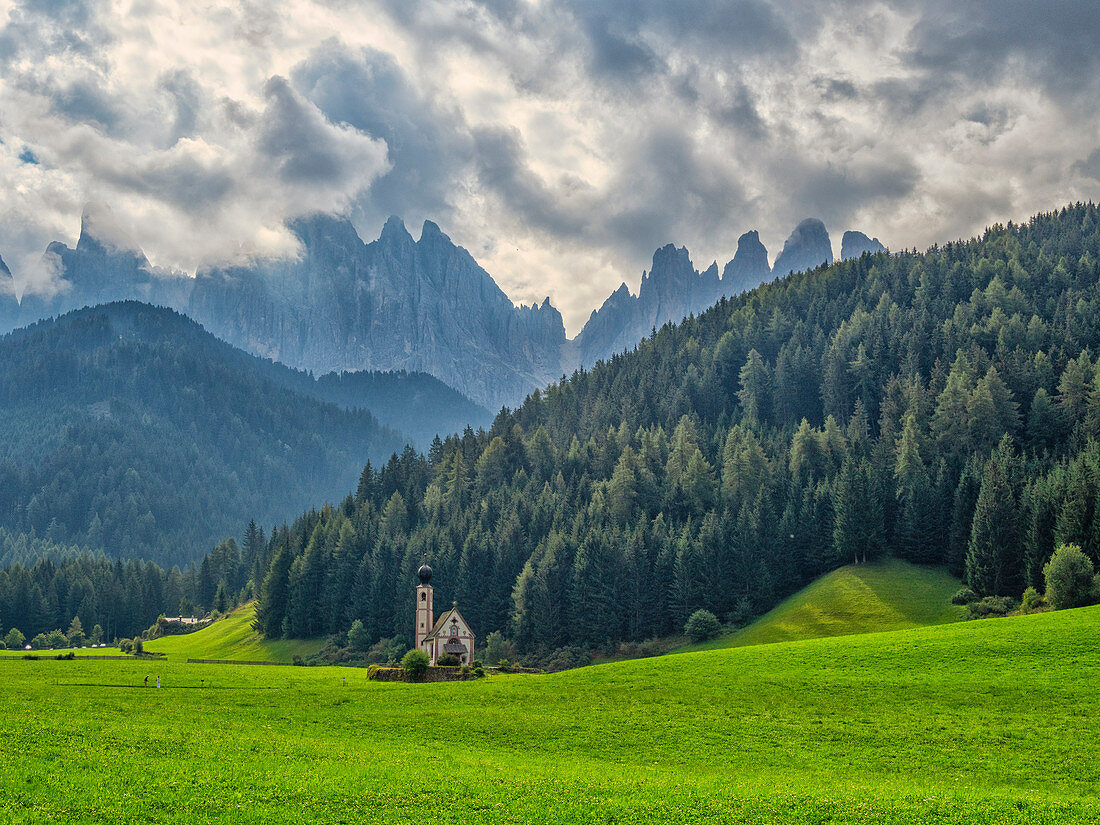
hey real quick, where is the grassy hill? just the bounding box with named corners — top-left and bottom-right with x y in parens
top-left (145, 602), bottom-right (323, 663)
top-left (2, 606), bottom-right (1098, 822)
top-left (686, 558), bottom-right (966, 652)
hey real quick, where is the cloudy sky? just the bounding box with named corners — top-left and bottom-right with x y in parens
top-left (1, 0), bottom-right (1098, 332)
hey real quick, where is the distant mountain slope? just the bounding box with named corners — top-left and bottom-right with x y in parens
top-left (0, 302), bottom-right (406, 566)
top-left (686, 559), bottom-right (964, 651)
top-left (0, 254), bottom-right (17, 332)
top-left (9, 210), bottom-right (884, 406)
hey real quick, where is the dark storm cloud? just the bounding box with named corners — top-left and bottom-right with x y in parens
top-left (902, 0), bottom-right (1100, 101)
top-left (290, 41), bottom-right (473, 224)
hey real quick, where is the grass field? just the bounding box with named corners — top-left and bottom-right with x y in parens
top-left (683, 559), bottom-right (966, 653)
top-left (2, 604), bottom-right (1098, 823)
top-left (145, 602), bottom-right (324, 663)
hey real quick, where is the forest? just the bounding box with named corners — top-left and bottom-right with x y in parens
top-left (246, 203), bottom-right (1100, 657)
top-left (5, 204), bottom-right (1100, 658)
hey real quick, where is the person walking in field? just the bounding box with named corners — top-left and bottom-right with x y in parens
top-left (144, 675), bottom-right (148, 687)
top-left (156, 676), bottom-right (160, 688)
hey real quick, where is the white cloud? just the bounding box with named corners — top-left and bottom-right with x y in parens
top-left (0, 0), bottom-right (1098, 332)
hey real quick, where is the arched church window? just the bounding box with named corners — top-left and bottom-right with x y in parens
top-left (420, 592), bottom-right (426, 602)
top-left (450, 626), bottom-right (458, 636)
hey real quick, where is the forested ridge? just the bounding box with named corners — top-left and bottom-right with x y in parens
top-left (247, 203), bottom-right (1100, 656)
top-left (0, 303), bottom-right (405, 567)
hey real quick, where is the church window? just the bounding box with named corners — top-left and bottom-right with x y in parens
top-left (420, 592), bottom-right (426, 601)
top-left (450, 626), bottom-right (458, 636)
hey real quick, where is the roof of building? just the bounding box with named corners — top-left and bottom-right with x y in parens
top-left (422, 603), bottom-right (474, 642)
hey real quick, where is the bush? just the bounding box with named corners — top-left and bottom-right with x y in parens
top-left (1021, 586), bottom-right (1047, 613)
top-left (472, 666), bottom-right (485, 678)
top-left (400, 649), bottom-right (430, 679)
top-left (30, 633), bottom-right (49, 650)
top-left (367, 636), bottom-right (406, 665)
top-left (436, 652), bottom-right (460, 667)
top-left (119, 638), bottom-right (134, 654)
top-left (966, 596), bottom-right (1019, 620)
top-left (543, 646), bottom-right (591, 673)
top-left (346, 619), bottom-right (371, 653)
top-left (3, 628), bottom-right (24, 650)
top-left (292, 654), bottom-right (304, 666)
top-left (1044, 544), bottom-right (1096, 610)
top-left (496, 658), bottom-right (512, 673)
top-left (951, 587), bottom-right (978, 606)
top-left (684, 609), bottom-right (722, 643)
top-left (132, 637), bottom-right (144, 655)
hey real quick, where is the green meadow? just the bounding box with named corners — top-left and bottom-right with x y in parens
top-left (2, 605), bottom-right (1098, 823)
top-left (684, 558), bottom-right (967, 652)
top-left (144, 603), bottom-right (324, 663)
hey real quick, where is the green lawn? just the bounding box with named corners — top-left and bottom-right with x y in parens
top-left (145, 602), bottom-right (324, 663)
top-left (684, 558), bottom-right (966, 652)
top-left (2, 605), bottom-right (1098, 823)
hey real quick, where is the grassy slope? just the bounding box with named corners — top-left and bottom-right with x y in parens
top-left (2, 606), bottom-right (1098, 823)
top-left (144, 602), bottom-right (323, 663)
top-left (686, 558), bottom-right (966, 652)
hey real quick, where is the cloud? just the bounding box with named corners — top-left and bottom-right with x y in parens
top-left (0, 0), bottom-right (1097, 333)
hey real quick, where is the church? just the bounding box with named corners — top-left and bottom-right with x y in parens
top-left (414, 564), bottom-right (475, 666)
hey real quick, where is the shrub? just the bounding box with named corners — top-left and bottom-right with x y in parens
top-left (436, 652), bottom-right (460, 667)
top-left (543, 646), bottom-right (591, 673)
top-left (472, 659), bottom-right (483, 669)
top-left (132, 637), bottom-right (144, 655)
top-left (1021, 587), bottom-right (1046, 613)
top-left (292, 654), bottom-right (304, 666)
top-left (966, 596), bottom-right (1019, 620)
top-left (3, 628), bottom-right (24, 650)
top-left (400, 649), bottom-right (430, 679)
top-left (119, 638), bottom-right (134, 654)
top-left (496, 658), bottom-right (512, 673)
top-left (685, 609), bottom-right (722, 643)
top-left (367, 636), bottom-right (406, 665)
top-left (346, 619), bottom-right (371, 652)
top-left (30, 633), bottom-right (49, 650)
top-left (951, 587), bottom-right (978, 606)
top-left (1044, 543), bottom-right (1096, 610)
top-left (472, 666), bottom-right (485, 678)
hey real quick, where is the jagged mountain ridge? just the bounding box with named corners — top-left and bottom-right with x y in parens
top-left (5, 212), bottom-right (885, 408)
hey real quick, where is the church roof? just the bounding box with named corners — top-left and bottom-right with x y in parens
top-left (422, 604), bottom-right (474, 642)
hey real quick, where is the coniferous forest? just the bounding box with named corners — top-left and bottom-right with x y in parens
top-left (243, 204), bottom-right (1100, 656)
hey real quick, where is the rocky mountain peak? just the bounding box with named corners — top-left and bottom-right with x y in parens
top-left (841, 230), bottom-right (886, 261)
top-left (379, 215), bottom-right (413, 246)
top-left (722, 230), bottom-right (771, 295)
top-left (773, 218), bottom-right (833, 277)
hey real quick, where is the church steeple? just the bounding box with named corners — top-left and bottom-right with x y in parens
top-left (415, 564), bottom-right (433, 650)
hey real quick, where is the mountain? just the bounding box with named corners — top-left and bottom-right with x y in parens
top-left (0, 254), bottom-right (17, 332)
top-left (721, 230), bottom-right (772, 295)
top-left (188, 215), bottom-right (566, 411)
top-left (0, 301), bottom-right (406, 566)
top-left (772, 218), bottom-right (833, 276)
top-left (841, 230), bottom-right (886, 260)
top-left (15, 206), bottom-right (191, 325)
top-left (574, 237), bottom-right (775, 369)
top-left (248, 203), bottom-right (1100, 663)
top-left (11, 210), bottom-right (880, 407)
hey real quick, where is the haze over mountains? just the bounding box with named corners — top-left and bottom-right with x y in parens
top-left (3, 209), bottom-right (885, 410)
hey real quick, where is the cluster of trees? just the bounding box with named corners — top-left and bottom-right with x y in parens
top-left (0, 302), bottom-right (404, 566)
top-left (1, 615), bottom-right (104, 651)
top-left (245, 204), bottom-right (1100, 657)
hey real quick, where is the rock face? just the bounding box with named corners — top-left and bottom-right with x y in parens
top-left (188, 215), bottom-right (567, 410)
top-left (16, 207), bottom-right (190, 325)
top-left (773, 218), bottom-right (833, 277)
top-left (721, 230), bottom-right (772, 295)
top-left (574, 245), bottom-right (724, 368)
top-left (841, 230), bottom-right (886, 261)
top-left (0, 253), bottom-right (18, 333)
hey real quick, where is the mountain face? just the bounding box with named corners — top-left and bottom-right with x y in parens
top-left (188, 215), bottom-right (566, 411)
top-left (11, 209), bottom-right (880, 408)
top-left (0, 254), bottom-right (17, 332)
top-left (722, 230), bottom-right (772, 295)
top-left (574, 238), bottom-right (775, 369)
top-left (15, 208), bottom-right (190, 325)
top-left (773, 218), bottom-right (833, 277)
top-left (0, 301), bottom-right (408, 566)
top-left (841, 231), bottom-right (886, 260)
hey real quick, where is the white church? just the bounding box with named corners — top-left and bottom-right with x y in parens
top-left (414, 564), bottom-right (475, 666)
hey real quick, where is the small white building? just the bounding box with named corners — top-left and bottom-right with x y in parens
top-left (414, 565), bottom-right (475, 666)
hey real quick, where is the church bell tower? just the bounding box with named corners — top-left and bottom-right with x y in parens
top-left (415, 564), bottom-right (434, 650)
